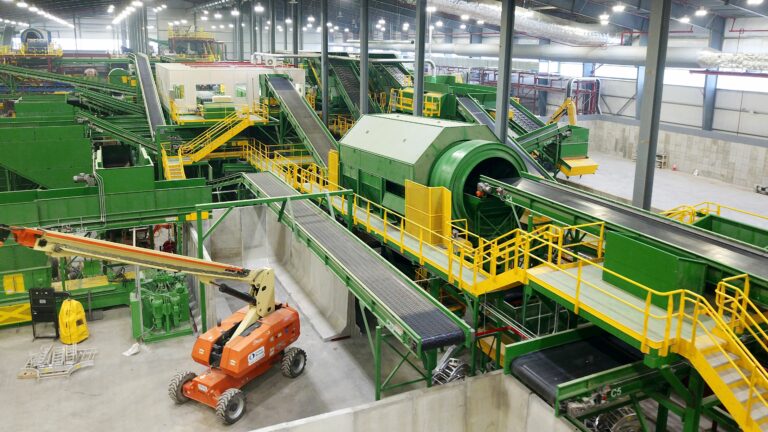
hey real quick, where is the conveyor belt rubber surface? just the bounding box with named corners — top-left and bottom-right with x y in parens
top-left (266, 76), bottom-right (335, 165)
top-left (245, 172), bottom-right (466, 349)
top-left (457, 96), bottom-right (551, 179)
top-left (134, 53), bottom-right (165, 138)
top-left (508, 103), bottom-right (542, 133)
top-left (511, 334), bottom-right (641, 404)
top-left (508, 177), bottom-right (768, 281)
top-left (382, 64), bottom-right (408, 87)
top-left (330, 60), bottom-right (361, 111)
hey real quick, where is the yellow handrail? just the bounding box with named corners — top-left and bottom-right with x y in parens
top-left (662, 201), bottom-right (768, 225)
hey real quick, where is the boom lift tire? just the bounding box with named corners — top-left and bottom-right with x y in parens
top-left (281, 347), bottom-right (307, 378)
top-left (216, 388), bottom-right (246, 425)
top-left (168, 370), bottom-right (197, 404)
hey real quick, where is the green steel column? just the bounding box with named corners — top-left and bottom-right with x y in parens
top-left (655, 387), bottom-right (671, 432)
top-left (375, 325), bottom-right (382, 401)
top-left (59, 257), bottom-right (68, 291)
top-left (682, 370), bottom-right (704, 432)
top-left (196, 210), bottom-right (207, 332)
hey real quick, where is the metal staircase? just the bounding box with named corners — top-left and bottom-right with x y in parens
top-left (162, 105), bottom-right (267, 180)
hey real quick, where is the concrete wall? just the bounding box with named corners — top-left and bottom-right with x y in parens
top-left (581, 119), bottom-right (768, 188)
top-left (209, 206), bottom-right (354, 340)
top-left (252, 370), bottom-right (576, 432)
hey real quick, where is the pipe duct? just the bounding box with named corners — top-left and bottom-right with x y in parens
top-left (340, 41), bottom-right (716, 69)
top-left (414, 0), bottom-right (620, 46)
top-left (698, 52), bottom-right (768, 71)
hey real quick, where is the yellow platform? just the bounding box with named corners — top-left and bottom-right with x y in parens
top-left (558, 157), bottom-right (598, 176)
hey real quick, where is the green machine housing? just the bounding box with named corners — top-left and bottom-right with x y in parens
top-left (338, 114), bottom-right (527, 238)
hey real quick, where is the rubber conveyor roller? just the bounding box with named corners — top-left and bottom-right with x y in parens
top-left (244, 172), bottom-right (466, 349)
top-left (505, 177), bottom-right (768, 281)
top-left (266, 76), bottom-right (335, 165)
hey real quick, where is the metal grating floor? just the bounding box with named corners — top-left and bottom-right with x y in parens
top-left (267, 76), bottom-right (335, 165)
top-left (245, 172), bottom-right (466, 350)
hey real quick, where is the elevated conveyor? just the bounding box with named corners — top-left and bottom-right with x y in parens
top-left (266, 76), bottom-right (336, 166)
top-left (499, 176), bottom-right (768, 282)
top-left (77, 111), bottom-right (156, 152)
top-left (0, 63), bottom-right (135, 94)
top-left (330, 59), bottom-right (362, 118)
top-left (133, 53), bottom-right (166, 139)
top-left (381, 64), bottom-right (409, 87)
top-left (457, 95), bottom-right (552, 180)
top-left (243, 171), bottom-right (467, 351)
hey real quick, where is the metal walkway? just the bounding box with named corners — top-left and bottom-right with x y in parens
top-left (266, 76), bottom-right (335, 166)
top-left (457, 96), bottom-right (552, 179)
top-left (133, 53), bottom-right (166, 139)
top-left (504, 177), bottom-right (768, 282)
top-left (244, 172), bottom-right (466, 350)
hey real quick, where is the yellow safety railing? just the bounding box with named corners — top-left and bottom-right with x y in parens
top-left (716, 275), bottom-right (768, 348)
top-left (168, 28), bottom-right (214, 39)
top-left (370, 91), bottom-right (387, 110)
top-left (522, 229), bottom-right (768, 430)
top-left (178, 102), bottom-right (268, 162)
top-left (329, 114), bottom-right (355, 136)
top-left (305, 92), bottom-right (317, 109)
top-left (662, 201), bottom-right (768, 225)
top-left (388, 88), bottom-right (441, 117)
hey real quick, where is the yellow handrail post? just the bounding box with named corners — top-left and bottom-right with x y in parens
top-left (663, 295), bottom-right (674, 355)
top-left (641, 292), bottom-right (653, 353)
top-left (574, 260), bottom-right (583, 314)
top-left (418, 227), bottom-right (424, 265)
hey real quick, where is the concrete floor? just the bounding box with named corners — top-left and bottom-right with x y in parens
top-left (0, 273), bottom-right (421, 432)
top-left (567, 151), bottom-right (768, 229)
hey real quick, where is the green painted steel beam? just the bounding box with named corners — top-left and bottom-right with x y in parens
top-left (77, 111), bottom-right (156, 152)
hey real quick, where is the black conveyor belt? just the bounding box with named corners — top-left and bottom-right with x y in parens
top-left (134, 53), bottom-right (165, 139)
top-left (382, 64), bottom-right (408, 87)
top-left (245, 172), bottom-right (466, 349)
top-left (457, 96), bottom-right (551, 179)
top-left (512, 334), bottom-right (641, 404)
top-left (330, 59), bottom-right (361, 111)
top-left (266, 76), bottom-right (335, 165)
top-left (509, 177), bottom-right (768, 281)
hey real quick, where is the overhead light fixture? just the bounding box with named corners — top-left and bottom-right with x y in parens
top-left (679, 15), bottom-right (690, 23)
top-left (747, 0), bottom-right (763, 5)
top-left (460, 14), bottom-right (469, 21)
top-left (612, 3), bottom-right (625, 13)
top-left (333, 25), bottom-right (339, 30)
top-left (180, 19), bottom-right (187, 24)
top-left (429, 24), bottom-right (434, 30)
top-left (695, 7), bottom-right (707, 17)
top-left (106, 25), bottom-right (112, 29)
top-left (476, 20), bottom-right (484, 25)
top-left (329, 28), bottom-right (334, 33)
top-left (231, 9), bottom-right (240, 16)
top-left (16, 1), bottom-right (28, 8)
top-left (378, 18), bottom-right (385, 24)
top-left (147, 25), bottom-right (154, 29)
top-left (326, 21), bottom-right (333, 27)
top-left (302, 26), bottom-right (307, 31)
top-left (600, 19), bottom-right (609, 25)
top-left (316, 26), bottom-right (321, 32)
top-left (435, 20), bottom-right (443, 27)
top-left (599, 13), bottom-right (610, 20)
top-left (29, 6), bottom-right (37, 12)
top-left (307, 15), bottom-right (315, 22)
top-left (214, 12), bottom-right (222, 19)
top-left (108, 4), bottom-right (115, 13)
top-left (131, 1), bottom-right (142, 7)
top-left (174, 20), bottom-right (180, 25)
top-left (344, 27), bottom-right (349, 32)
top-left (167, 22), bottom-right (174, 26)
top-left (426, 6), bottom-right (436, 13)
top-left (254, 3), bottom-right (265, 13)
top-left (229, 23), bottom-right (234, 28)
top-left (285, 17), bottom-right (292, 24)
top-left (460, 23), bottom-right (466, 29)
top-left (203, 10), bottom-right (208, 15)
top-left (201, 16), bottom-right (208, 21)
top-left (307, 22), bottom-right (313, 28)
top-left (161, 4), bottom-right (167, 9)
top-left (402, 22), bottom-right (410, 30)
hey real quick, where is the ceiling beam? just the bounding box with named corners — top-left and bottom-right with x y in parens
top-left (532, 0), bottom-right (647, 31)
top-left (721, 0), bottom-right (768, 19)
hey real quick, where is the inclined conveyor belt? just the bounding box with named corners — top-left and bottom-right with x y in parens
top-left (266, 76), bottom-right (335, 165)
top-left (505, 177), bottom-right (768, 281)
top-left (245, 172), bottom-right (466, 349)
top-left (134, 53), bottom-right (165, 139)
top-left (508, 104), bottom-right (542, 133)
top-left (457, 96), bottom-right (551, 179)
top-left (511, 334), bottom-right (641, 404)
top-left (382, 64), bottom-right (408, 87)
top-left (330, 60), bottom-right (361, 111)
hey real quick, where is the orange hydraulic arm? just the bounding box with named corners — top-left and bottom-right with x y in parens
top-left (0, 225), bottom-right (276, 316)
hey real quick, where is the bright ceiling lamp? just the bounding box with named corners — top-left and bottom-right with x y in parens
top-left (201, 16), bottom-right (208, 21)
top-left (214, 12), bottom-right (222, 19)
top-left (285, 17), bottom-right (292, 24)
top-left (612, 3), bottom-right (625, 13)
top-left (599, 13), bottom-right (609, 20)
top-left (307, 15), bottom-right (315, 22)
top-left (254, 3), bottom-right (264, 13)
top-left (460, 14), bottom-right (469, 21)
top-left (679, 15), bottom-right (690, 23)
top-left (435, 20), bottom-right (443, 27)
top-left (459, 23), bottom-right (466, 29)
top-left (747, 0), bottom-right (763, 5)
top-left (426, 6), bottom-right (436, 13)
top-left (695, 7), bottom-right (707, 17)
top-left (231, 9), bottom-right (240, 16)
top-left (476, 19), bottom-right (484, 25)
top-left (16, 1), bottom-right (28, 8)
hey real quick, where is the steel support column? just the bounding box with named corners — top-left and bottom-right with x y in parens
top-left (235, 3), bottom-right (244, 61)
top-left (703, 18), bottom-right (724, 131)
top-left (283, 0), bottom-right (288, 50)
top-left (495, 0), bottom-right (515, 143)
top-left (413, 0), bottom-right (427, 116)
top-left (292, 0), bottom-right (299, 66)
top-left (321, 0), bottom-right (329, 125)
top-left (270, 0), bottom-right (276, 53)
top-left (250, 7), bottom-right (256, 56)
top-left (538, 38), bottom-right (550, 116)
top-left (632, 0), bottom-right (671, 210)
top-left (360, 0), bottom-right (370, 115)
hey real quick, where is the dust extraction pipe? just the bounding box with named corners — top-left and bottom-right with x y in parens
top-left (343, 40), bottom-right (716, 69)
